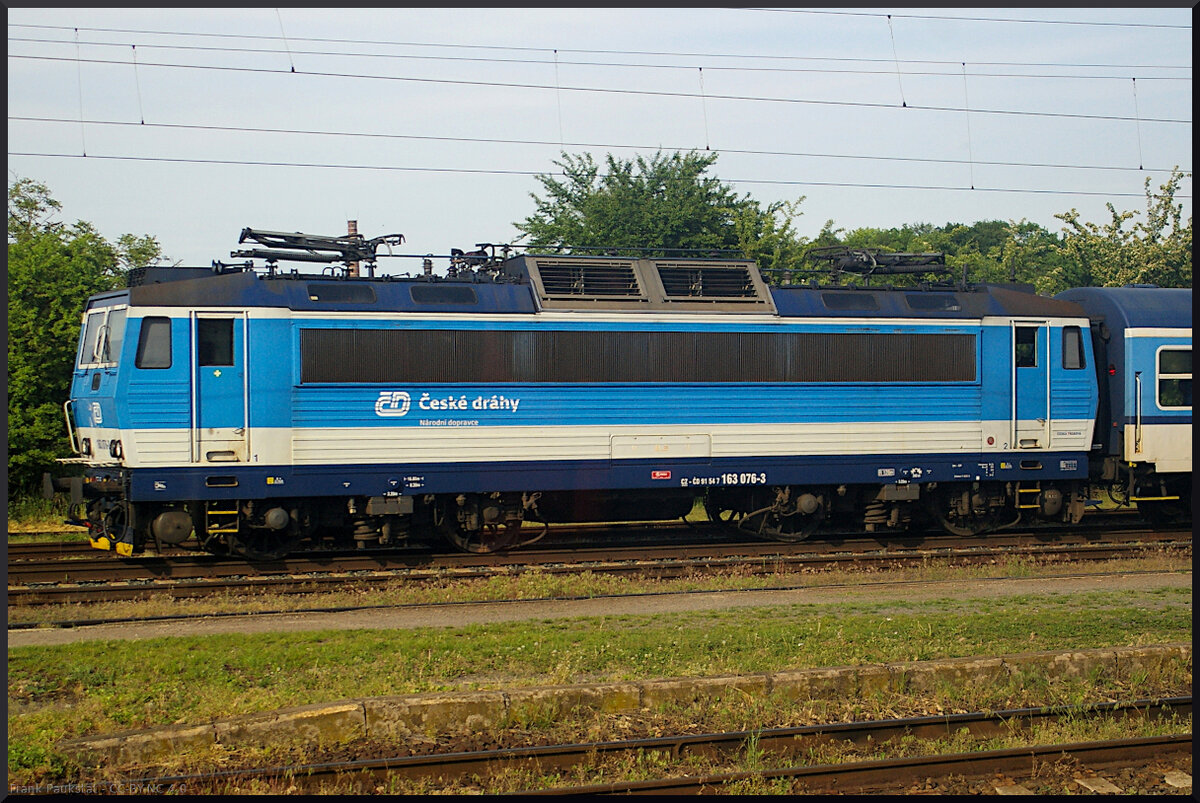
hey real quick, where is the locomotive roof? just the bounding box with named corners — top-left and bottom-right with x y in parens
top-left (770, 283), bottom-right (1086, 319)
top-left (1054, 285), bottom-right (1192, 330)
top-left (122, 261), bottom-right (1090, 320)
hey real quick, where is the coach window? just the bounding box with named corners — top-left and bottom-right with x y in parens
top-left (1015, 326), bottom-right (1038, 368)
top-left (135, 317), bottom-right (173, 369)
top-left (1157, 348), bottom-right (1192, 409)
top-left (197, 318), bottom-right (234, 366)
top-left (1062, 326), bottom-right (1086, 369)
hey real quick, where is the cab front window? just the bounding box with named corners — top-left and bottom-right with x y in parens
top-left (101, 308), bottom-right (127, 363)
top-left (77, 306), bottom-right (127, 368)
top-left (79, 311), bottom-right (106, 367)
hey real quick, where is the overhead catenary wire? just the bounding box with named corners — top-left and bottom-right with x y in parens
top-left (9, 112), bottom-right (1185, 174)
top-left (73, 28), bottom-right (86, 156)
top-left (9, 115), bottom-right (1189, 176)
top-left (274, 8), bottom-right (295, 73)
top-left (887, 15), bottom-right (907, 108)
top-left (8, 15), bottom-right (1189, 202)
top-left (9, 35), bottom-right (1190, 81)
top-left (130, 44), bottom-right (144, 124)
top-left (7, 24), bottom-right (1192, 72)
top-left (1132, 78), bottom-right (1144, 171)
top-left (7, 53), bottom-right (1191, 126)
top-left (736, 8), bottom-right (1191, 31)
top-left (8, 151), bottom-right (1186, 200)
top-left (962, 64), bottom-right (975, 190)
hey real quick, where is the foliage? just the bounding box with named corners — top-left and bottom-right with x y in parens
top-left (6, 177), bottom-right (166, 495)
top-left (518, 153), bottom-right (1190, 294)
top-left (115, 232), bottom-right (169, 271)
top-left (7, 177), bottom-right (62, 241)
top-left (1054, 168), bottom-right (1192, 289)
top-left (802, 219), bottom-right (1076, 291)
top-left (515, 150), bottom-right (809, 273)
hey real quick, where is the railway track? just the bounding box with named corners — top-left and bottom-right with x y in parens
top-left (113, 697), bottom-right (1192, 795)
top-left (3, 507), bottom-right (1153, 561)
top-left (8, 529), bottom-right (1190, 608)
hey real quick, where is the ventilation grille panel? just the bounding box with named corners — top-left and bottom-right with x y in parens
top-left (537, 259), bottom-right (641, 297)
top-left (507, 255), bottom-right (776, 313)
top-left (657, 262), bottom-right (758, 299)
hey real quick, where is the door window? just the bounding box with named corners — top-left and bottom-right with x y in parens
top-left (197, 318), bottom-right (234, 366)
top-left (1015, 326), bottom-right (1038, 368)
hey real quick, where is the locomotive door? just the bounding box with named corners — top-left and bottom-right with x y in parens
top-left (191, 312), bottom-right (249, 462)
top-left (1011, 321), bottom-right (1050, 449)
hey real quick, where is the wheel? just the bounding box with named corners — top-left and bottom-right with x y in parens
top-left (928, 487), bottom-right (1010, 537)
top-left (738, 507), bottom-right (822, 543)
top-left (440, 520), bottom-right (522, 554)
top-left (226, 529), bottom-right (301, 561)
top-left (704, 498), bottom-right (742, 525)
top-left (1137, 499), bottom-right (1190, 530)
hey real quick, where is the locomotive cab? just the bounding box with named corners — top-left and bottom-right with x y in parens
top-left (65, 292), bottom-right (137, 552)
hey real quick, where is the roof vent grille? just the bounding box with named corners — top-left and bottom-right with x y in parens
top-left (657, 263), bottom-right (758, 299)
top-left (537, 260), bottom-right (641, 297)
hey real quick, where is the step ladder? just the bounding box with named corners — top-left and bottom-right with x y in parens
top-left (1015, 482), bottom-right (1041, 510)
top-left (205, 500), bottom-right (241, 538)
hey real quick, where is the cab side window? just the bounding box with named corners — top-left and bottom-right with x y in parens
top-left (1062, 326), bottom-right (1086, 369)
top-left (135, 317), bottom-right (173, 369)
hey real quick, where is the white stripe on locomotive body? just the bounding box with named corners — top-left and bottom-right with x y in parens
top-left (80, 419), bottom-right (1098, 470)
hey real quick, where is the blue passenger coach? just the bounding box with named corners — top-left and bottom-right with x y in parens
top-left (1055, 286), bottom-right (1192, 525)
top-left (58, 238), bottom-right (1123, 558)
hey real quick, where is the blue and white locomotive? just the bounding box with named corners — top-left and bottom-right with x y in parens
top-left (58, 230), bottom-right (1191, 558)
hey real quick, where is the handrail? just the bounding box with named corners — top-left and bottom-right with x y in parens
top-left (1133, 371), bottom-right (1143, 454)
top-left (62, 399), bottom-right (80, 454)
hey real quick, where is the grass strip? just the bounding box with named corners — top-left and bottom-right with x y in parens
top-left (9, 587), bottom-right (1189, 755)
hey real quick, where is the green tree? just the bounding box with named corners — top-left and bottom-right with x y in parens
top-left (7, 177), bottom-right (62, 241)
top-left (7, 177), bottom-right (166, 496)
top-left (1054, 168), bottom-right (1192, 288)
top-left (515, 150), bottom-right (808, 275)
top-left (115, 232), bottom-right (169, 271)
top-left (803, 219), bottom-right (1073, 291)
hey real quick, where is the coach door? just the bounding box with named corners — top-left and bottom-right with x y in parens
top-left (192, 312), bottom-right (248, 463)
top-left (1011, 321), bottom-right (1050, 449)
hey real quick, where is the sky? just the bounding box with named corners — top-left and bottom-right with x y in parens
top-left (6, 7), bottom-right (1193, 276)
